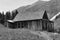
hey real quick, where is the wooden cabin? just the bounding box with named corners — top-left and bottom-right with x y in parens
top-left (7, 10), bottom-right (54, 31)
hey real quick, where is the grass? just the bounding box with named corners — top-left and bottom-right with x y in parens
top-left (0, 24), bottom-right (59, 40)
top-left (0, 28), bottom-right (53, 40)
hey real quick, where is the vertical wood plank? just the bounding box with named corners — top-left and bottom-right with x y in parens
top-left (52, 23), bottom-right (54, 32)
top-left (29, 21), bottom-right (32, 30)
top-left (32, 21), bottom-right (35, 30)
top-left (7, 22), bottom-right (8, 28)
top-left (32, 21), bottom-right (37, 31)
top-left (19, 22), bottom-right (20, 28)
top-left (28, 22), bottom-right (29, 29)
top-left (17, 22), bottom-right (18, 28)
top-left (40, 20), bottom-right (42, 30)
top-left (46, 22), bottom-right (49, 31)
top-left (20, 22), bottom-right (22, 28)
top-left (25, 22), bottom-right (28, 28)
top-left (52, 23), bottom-right (54, 28)
top-left (16, 22), bottom-right (17, 28)
top-left (37, 20), bottom-right (40, 31)
top-left (35, 21), bottom-right (37, 31)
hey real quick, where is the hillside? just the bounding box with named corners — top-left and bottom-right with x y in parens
top-left (16, 0), bottom-right (60, 19)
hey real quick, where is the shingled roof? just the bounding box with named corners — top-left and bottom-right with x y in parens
top-left (14, 11), bottom-right (44, 21)
top-left (8, 10), bottom-right (50, 22)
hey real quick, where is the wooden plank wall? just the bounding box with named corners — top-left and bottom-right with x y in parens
top-left (18, 21), bottom-right (28, 28)
top-left (27, 21), bottom-right (32, 29)
top-left (7, 19), bottom-right (54, 31)
top-left (28, 20), bottom-right (43, 31)
top-left (36, 20), bottom-right (42, 31)
top-left (46, 21), bottom-right (54, 32)
top-left (42, 20), bottom-right (47, 30)
top-left (32, 21), bottom-right (37, 31)
top-left (24, 20), bottom-right (43, 31)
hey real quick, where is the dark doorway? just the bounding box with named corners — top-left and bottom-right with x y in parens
top-left (42, 21), bottom-right (47, 30)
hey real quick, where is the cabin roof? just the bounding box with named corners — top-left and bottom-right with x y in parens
top-left (13, 10), bottom-right (46, 21)
top-left (8, 10), bottom-right (51, 22)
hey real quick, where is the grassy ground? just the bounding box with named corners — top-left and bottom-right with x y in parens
top-left (0, 28), bottom-right (53, 40)
top-left (0, 24), bottom-right (59, 40)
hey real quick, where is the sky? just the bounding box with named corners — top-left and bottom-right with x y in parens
top-left (0, 0), bottom-right (50, 12)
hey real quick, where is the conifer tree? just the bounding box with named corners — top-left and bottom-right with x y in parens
top-left (1, 12), bottom-right (5, 24)
top-left (6, 11), bottom-right (11, 20)
top-left (12, 10), bottom-right (18, 19)
top-left (0, 12), bottom-right (2, 20)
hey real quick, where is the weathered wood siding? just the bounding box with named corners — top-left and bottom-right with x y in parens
top-left (41, 19), bottom-right (54, 31)
top-left (36, 20), bottom-right (42, 31)
top-left (8, 22), bottom-right (14, 28)
top-left (7, 19), bottom-right (54, 31)
top-left (42, 19), bottom-right (48, 30)
top-left (27, 20), bottom-right (43, 31)
top-left (46, 21), bottom-right (54, 32)
top-left (16, 21), bottom-right (28, 28)
top-left (31, 21), bottom-right (37, 31)
top-left (27, 21), bottom-right (32, 29)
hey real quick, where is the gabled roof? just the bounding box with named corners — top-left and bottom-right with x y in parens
top-left (13, 10), bottom-right (45, 21)
top-left (42, 10), bottom-right (49, 20)
top-left (8, 10), bottom-right (50, 22)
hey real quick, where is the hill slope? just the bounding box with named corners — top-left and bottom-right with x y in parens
top-left (16, 0), bottom-right (60, 19)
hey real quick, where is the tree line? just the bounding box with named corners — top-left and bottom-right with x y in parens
top-left (0, 10), bottom-right (18, 25)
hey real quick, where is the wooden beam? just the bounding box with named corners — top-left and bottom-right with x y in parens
top-left (20, 22), bottom-right (21, 28)
top-left (47, 22), bottom-right (48, 31)
top-left (40, 20), bottom-right (42, 30)
top-left (32, 21), bottom-right (37, 31)
top-left (40, 20), bottom-right (43, 30)
top-left (17, 22), bottom-right (18, 28)
top-left (7, 22), bottom-right (8, 28)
